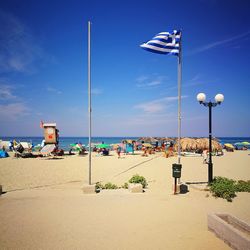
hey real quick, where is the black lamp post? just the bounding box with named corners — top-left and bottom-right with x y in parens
top-left (197, 93), bottom-right (224, 183)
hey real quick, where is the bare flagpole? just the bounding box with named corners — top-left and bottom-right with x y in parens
top-left (177, 32), bottom-right (182, 164)
top-left (88, 21), bottom-right (92, 185)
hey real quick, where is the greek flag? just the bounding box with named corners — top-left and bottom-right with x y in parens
top-left (140, 30), bottom-right (181, 56)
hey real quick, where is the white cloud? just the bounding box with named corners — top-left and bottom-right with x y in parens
top-left (136, 75), bottom-right (166, 88)
top-left (0, 84), bottom-right (16, 100)
top-left (47, 87), bottom-right (62, 94)
top-left (189, 30), bottom-right (250, 55)
top-left (135, 102), bottom-right (165, 113)
top-left (183, 74), bottom-right (220, 87)
top-left (136, 76), bottom-right (148, 83)
top-left (0, 102), bottom-right (30, 120)
top-left (0, 10), bottom-right (53, 74)
top-left (134, 96), bottom-right (187, 114)
top-left (146, 80), bottom-right (162, 86)
top-left (92, 88), bottom-right (102, 95)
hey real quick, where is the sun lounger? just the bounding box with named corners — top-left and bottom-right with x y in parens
top-left (40, 144), bottom-right (56, 157)
top-left (181, 152), bottom-right (202, 157)
top-left (20, 142), bottom-right (32, 151)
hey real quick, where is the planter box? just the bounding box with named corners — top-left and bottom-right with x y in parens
top-left (208, 213), bottom-right (250, 250)
top-left (82, 184), bottom-right (96, 194)
top-left (128, 183), bottom-right (143, 193)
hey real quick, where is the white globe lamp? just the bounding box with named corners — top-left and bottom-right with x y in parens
top-left (197, 93), bottom-right (206, 103)
top-left (215, 94), bottom-right (224, 104)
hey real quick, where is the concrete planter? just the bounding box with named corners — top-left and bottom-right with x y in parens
top-left (82, 184), bottom-right (96, 194)
top-left (208, 213), bottom-right (250, 250)
top-left (128, 183), bottom-right (143, 193)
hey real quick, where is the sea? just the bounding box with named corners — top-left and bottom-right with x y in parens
top-left (1, 136), bottom-right (250, 151)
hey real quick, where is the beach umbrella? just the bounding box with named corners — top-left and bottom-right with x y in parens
top-left (196, 138), bottom-right (206, 150)
top-left (235, 142), bottom-right (248, 145)
top-left (138, 137), bottom-right (158, 143)
top-left (111, 144), bottom-right (121, 149)
top-left (96, 144), bottom-right (110, 149)
top-left (142, 143), bottom-right (153, 148)
top-left (177, 138), bottom-right (222, 151)
top-left (241, 141), bottom-right (250, 145)
top-left (224, 143), bottom-right (234, 149)
top-left (174, 138), bottom-right (197, 152)
top-left (70, 143), bottom-right (84, 151)
top-left (234, 141), bottom-right (250, 147)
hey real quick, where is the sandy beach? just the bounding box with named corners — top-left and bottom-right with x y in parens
top-left (0, 150), bottom-right (249, 249)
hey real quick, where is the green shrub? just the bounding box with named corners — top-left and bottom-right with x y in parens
top-left (209, 177), bottom-right (236, 202)
top-left (129, 174), bottom-right (147, 188)
top-left (122, 182), bottom-right (129, 189)
top-left (96, 182), bottom-right (118, 190)
top-left (235, 180), bottom-right (250, 192)
top-left (104, 182), bottom-right (118, 189)
top-left (95, 182), bottom-right (104, 190)
top-left (210, 177), bottom-right (250, 202)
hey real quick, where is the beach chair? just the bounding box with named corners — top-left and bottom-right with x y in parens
top-left (20, 142), bottom-right (32, 152)
top-left (39, 144), bottom-right (57, 157)
top-left (13, 144), bottom-right (35, 158)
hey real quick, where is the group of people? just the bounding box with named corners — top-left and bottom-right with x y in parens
top-left (8, 139), bottom-right (18, 151)
top-left (163, 142), bottom-right (174, 158)
top-left (95, 148), bottom-right (109, 156)
top-left (114, 141), bottom-right (176, 158)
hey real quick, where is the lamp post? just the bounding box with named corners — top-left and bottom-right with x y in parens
top-left (197, 93), bottom-right (224, 183)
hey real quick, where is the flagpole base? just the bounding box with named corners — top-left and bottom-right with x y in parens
top-left (82, 184), bottom-right (96, 194)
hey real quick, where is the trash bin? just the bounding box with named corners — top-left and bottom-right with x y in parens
top-left (172, 163), bottom-right (182, 178)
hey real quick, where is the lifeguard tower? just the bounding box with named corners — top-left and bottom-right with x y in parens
top-left (42, 123), bottom-right (59, 145)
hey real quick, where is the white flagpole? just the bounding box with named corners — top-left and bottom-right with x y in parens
top-left (88, 21), bottom-right (92, 185)
top-left (177, 32), bottom-right (182, 164)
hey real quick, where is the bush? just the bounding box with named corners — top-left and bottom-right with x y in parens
top-left (122, 182), bottom-right (128, 189)
top-left (95, 182), bottom-right (104, 190)
top-left (95, 182), bottom-right (118, 190)
top-left (129, 174), bottom-right (147, 188)
top-left (210, 177), bottom-right (250, 202)
top-left (209, 177), bottom-right (236, 202)
top-left (234, 180), bottom-right (250, 192)
top-left (104, 182), bottom-right (118, 189)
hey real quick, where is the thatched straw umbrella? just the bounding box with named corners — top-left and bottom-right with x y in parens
top-left (195, 138), bottom-right (222, 151)
top-left (137, 137), bottom-right (158, 144)
top-left (174, 137), bottom-right (222, 152)
top-left (174, 138), bottom-right (197, 152)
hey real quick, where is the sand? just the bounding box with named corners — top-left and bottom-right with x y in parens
top-left (0, 150), bottom-right (249, 249)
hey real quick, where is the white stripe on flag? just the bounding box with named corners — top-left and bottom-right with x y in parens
top-left (140, 30), bottom-right (181, 56)
top-left (140, 44), bottom-right (178, 53)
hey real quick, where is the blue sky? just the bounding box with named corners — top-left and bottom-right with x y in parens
top-left (0, 0), bottom-right (249, 137)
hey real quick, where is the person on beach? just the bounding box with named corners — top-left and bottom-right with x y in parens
top-left (141, 147), bottom-right (148, 157)
top-left (116, 146), bottom-right (121, 158)
top-left (161, 143), bottom-right (166, 152)
top-left (102, 148), bottom-right (109, 156)
top-left (202, 149), bottom-right (208, 164)
top-left (164, 142), bottom-right (174, 158)
top-left (41, 139), bottom-right (45, 148)
top-left (9, 141), bottom-right (14, 151)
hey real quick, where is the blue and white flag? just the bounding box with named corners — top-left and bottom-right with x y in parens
top-left (140, 30), bottom-right (181, 56)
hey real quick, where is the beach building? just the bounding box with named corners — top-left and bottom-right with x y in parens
top-left (42, 123), bottom-right (59, 145)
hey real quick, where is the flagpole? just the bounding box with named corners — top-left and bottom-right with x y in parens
top-left (88, 21), bottom-right (92, 185)
top-left (177, 32), bottom-right (182, 164)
